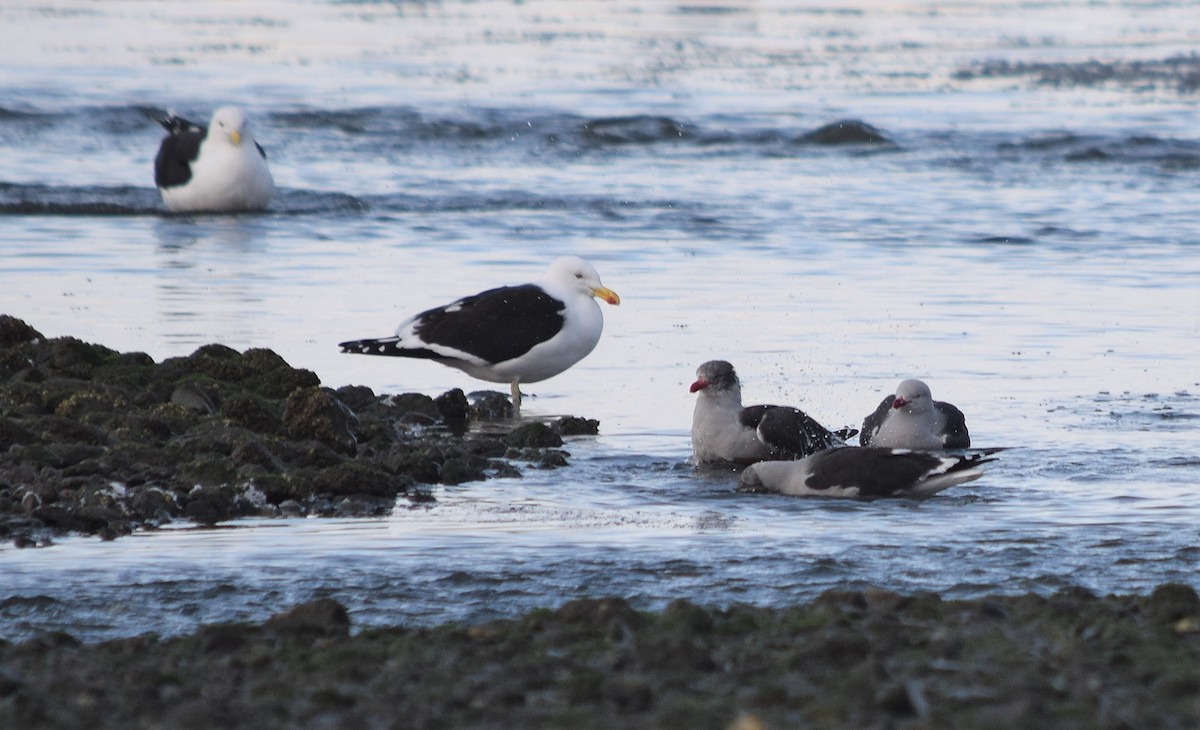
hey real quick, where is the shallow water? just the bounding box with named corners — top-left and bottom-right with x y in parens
top-left (1, 0), bottom-right (1199, 642)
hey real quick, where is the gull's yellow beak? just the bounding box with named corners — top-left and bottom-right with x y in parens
top-left (592, 286), bottom-right (620, 305)
top-left (229, 130), bottom-right (243, 146)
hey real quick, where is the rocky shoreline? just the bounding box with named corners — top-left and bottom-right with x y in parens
top-left (3, 316), bottom-right (1199, 728)
top-left (1, 586), bottom-right (1198, 728)
top-left (0, 315), bottom-right (596, 547)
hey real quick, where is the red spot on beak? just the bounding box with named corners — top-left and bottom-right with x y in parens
top-left (689, 379), bottom-right (708, 393)
top-left (892, 397), bottom-right (907, 409)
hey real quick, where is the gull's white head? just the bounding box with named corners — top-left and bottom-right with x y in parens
top-left (210, 106), bottom-right (252, 147)
top-left (893, 378), bottom-right (934, 413)
top-left (546, 256), bottom-right (620, 305)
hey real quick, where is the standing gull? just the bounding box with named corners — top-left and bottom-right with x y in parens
top-left (738, 447), bottom-right (997, 499)
top-left (339, 256), bottom-right (620, 416)
top-left (154, 106), bottom-right (275, 213)
top-left (689, 360), bottom-right (853, 465)
top-left (860, 379), bottom-right (970, 450)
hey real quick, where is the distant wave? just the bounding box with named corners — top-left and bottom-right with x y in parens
top-left (955, 53), bottom-right (1200, 93)
top-left (998, 133), bottom-right (1200, 169)
top-left (0, 184), bottom-right (366, 216)
top-left (268, 107), bottom-right (897, 152)
top-left (0, 183), bottom-right (740, 234)
top-left (2, 104), bottom-right (1197, 218)
top-left (0, 183), bottom-right (162, 216)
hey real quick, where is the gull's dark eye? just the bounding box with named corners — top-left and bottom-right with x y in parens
top-left (574, 273), bottom-right (584, 279)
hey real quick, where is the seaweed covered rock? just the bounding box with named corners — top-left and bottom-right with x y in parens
top-left (283, 387), bottom-right (359, 455)
top-left (3, 588), bottom-right (1200, 729)
top-left (0, 317), bottom-right (598, 545)
top-left (0, 315), bottom-right (44, 348)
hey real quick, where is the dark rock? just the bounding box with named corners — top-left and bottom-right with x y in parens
top-left (195, 623), bottom-right (255, 653)
top-left (0, 315), bottom-right (43, 348)
top-left (0, 322), bottom-right (587, 543)
top-left (219, 392), bottom-right (283, 434)
top-left (240, 347), bottom-right (292, 375)
top-left (875, 680), bottom-right (927, 718)
top-left (439, 457), bottom-right (486, 485)
top-left (170, 382), bottom-right (219, 414)
top-left (0, 417), bottom-right (34, 447)
top-left (505, 422), bottom-right (563, 448)
top-left (278, 499), bottom-right (305, 517)
top-left (488, 461), bottom-right (522, 479)
top-left (185, 343), bottom-right (254, 382)
top-left (243, 365), bottom-right (321, 400)
top-left (271, 438), bottom-right (347, 471)
top-left (109, 413), bottom-right (174, 446)
top-left (126, 485), bottom-right (179, 523)
top-left (282, 387), bottom-right (358, 455)
top-left (92, 352), bottom-right (156, 392)
top-left (169, 423), bottom-right (258, 459)
top-left (333, 384), bottom-right (377, 412)
top-left (33, 415), bottom-right (108, 446)
top-left (333, 494), bottom-right (394, 517)
top-left (404, 488), bottom-right (436, 504)
top-left (31, 503), bottom-right (110, 532)
top-left (384, 450), bottom-right (441, 484)
top-left (1144, 583), bottom-right (1200, 623)
top-left (53, 390), bottom-right (121, 420)
top-left (556, 597), bottom-right (644, 633)
top-left (462, 437), bottom-right (507, 458)
top-left (469, 390), bottom-right (514, 420)
top-left (183, 485), bottom-right (251, 525)
top-left (305, 461), bottom-right (412, 498)
top-left (0, 349), bottom-right (39, 381)
top-left (434, 388), bottom-right (470, 422)
top-left (799, 119), bottom-right (892, 145)
top-left (54, 444), bottom-right (108, 472)
top-left (230, 439), bottom-right (283, 472)
top-left (251, 474), bottom-right (306, 505)
top-left (662, 600), bottom-right (714, 633)
top-left (508, 448), bottom-right (569, 469)
top-left (264, 598), bottom-right (351, 639)
top-left (555, 416), bottom-right (600, 436)
top-left (29, 337), bottom-right (116, 378)
top-left (385, 393), bottom-right (441, 423)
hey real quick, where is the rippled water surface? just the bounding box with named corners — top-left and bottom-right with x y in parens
top-left (1, 0), bottom-right (1198, 642)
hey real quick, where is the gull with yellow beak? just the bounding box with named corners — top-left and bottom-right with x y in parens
top-left (340, 256), bottom-right (620, 416)
top-left (154, 106), bottom-right (275, 213)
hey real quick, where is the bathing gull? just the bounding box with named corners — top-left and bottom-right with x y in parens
top-left (738, 447), bottom-right (997, 499)
top-left (860, 379), bottom-right (970, 450)
top-left (154, 106), bottom-right (275, 213)
top-left (689, 360), bottom-right (853, 465)
top-left (339, 256), bottom-right (620, 416)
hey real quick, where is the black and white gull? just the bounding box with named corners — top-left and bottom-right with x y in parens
top-left (860, 379), bottom-right (970, 450)
top-left (154, 106), bottom-right (275, 213)
top-left (339, 256), bottom-right (620, 416)
top-left (738, 446), bottom-right (997, 499)
top-left (689, 360), bottom-right (852, 465)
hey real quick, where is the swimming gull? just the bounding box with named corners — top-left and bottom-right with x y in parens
top-left (689, 360), bottom-right (853, 465)
top-left (738, 446), bottom-right (997, 499)
top-left (860, 379), bottom-right (970, 450)
top-left (154, 106), bottom-right (275, 213)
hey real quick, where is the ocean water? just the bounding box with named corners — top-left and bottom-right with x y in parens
top-left (1, 0), bottom-right (1198, 642)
